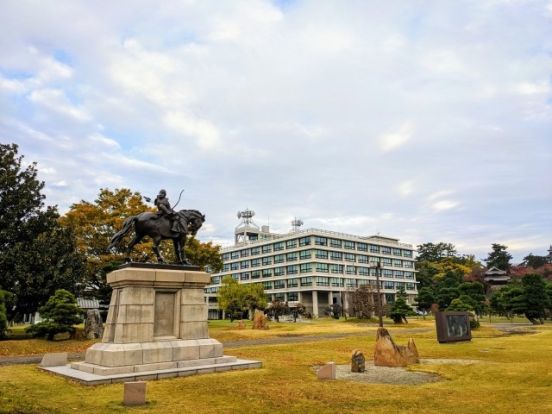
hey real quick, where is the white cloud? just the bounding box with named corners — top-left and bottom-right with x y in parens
top-left (29, 89), bottom-right (91, 122)
top-left (397, 180), bottom-right (415, 197)
top-left (432, 200), bottom-right (459, 211)
top-left (379, 122), bottom-right (414, 152)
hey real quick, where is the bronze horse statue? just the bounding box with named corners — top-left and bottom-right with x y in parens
top-left (108, 209), bottom-right (205, 264)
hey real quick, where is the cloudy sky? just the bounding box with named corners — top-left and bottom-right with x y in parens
top-left (1, 0), bottom-right (551, 262)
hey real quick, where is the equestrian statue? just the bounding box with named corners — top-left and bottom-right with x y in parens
top-left (108, 189), bottom-right (205, 264)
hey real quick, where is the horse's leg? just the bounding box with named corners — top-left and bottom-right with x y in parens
top-left (180, 236), bottom-right (191, 264)
top-left (152, 236), bottom-right (164, 263)
top-left (125, 233), bottom-right (144, 262)
top-left (173, 238), bottom-right (183, 264)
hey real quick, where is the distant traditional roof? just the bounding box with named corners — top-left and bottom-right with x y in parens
top-left (485, 266), bottom-right (507, 276)
top-left (77, 297), bottom-right (100, 309)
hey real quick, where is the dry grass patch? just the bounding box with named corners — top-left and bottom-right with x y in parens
top-left (0, 320), bottom-right (550, 413)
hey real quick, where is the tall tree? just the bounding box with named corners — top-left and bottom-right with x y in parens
top-left (522, 254), bottom-right (547, 269)
top-left (389, 287), bottom-right (413, 324)
top-left (414, 287), bottom-right (435, 318)
top-left (521, 274), bottom-right (549, 324)
top-left (485, 243), bottom-right (512, 271)
top-left (416, 242), bottom-right (458, 262)
top-left (217, 276), bottom-right (266, 321)
top-left (0, 144), bottom-right (85, 319)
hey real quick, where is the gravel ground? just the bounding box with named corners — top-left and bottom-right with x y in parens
top-left (333, 362), bottom-right (441, 385)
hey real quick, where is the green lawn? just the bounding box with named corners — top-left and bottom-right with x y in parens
top-left (1, 319), bottom-right (551, 414)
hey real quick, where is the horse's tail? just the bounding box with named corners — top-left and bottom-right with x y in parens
top-left (108, 215), bottom-right (137, 250)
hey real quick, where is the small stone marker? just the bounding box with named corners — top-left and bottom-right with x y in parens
top-left (124, 381), bottom-right (147, 406)
top-left (351, 349), bottom-right (365, 372)
top-left (317, 362), bottom-right (336, 380)
top-left (40, 352), bottom-right (68, 367)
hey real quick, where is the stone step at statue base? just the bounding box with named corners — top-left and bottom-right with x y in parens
top-left (41, 358), bottom-right (262, 386)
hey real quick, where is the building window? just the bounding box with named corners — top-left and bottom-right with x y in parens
top-left (300, 277), bottom-right (312, 286)
top-left (222, 253), bottom-right (231, 261)
top-left (358, 279), bottom-right (369, 286)
top-left (369, 256), bottom-right (380, 264)
top-left (262, 256), bottom-right (273, 266)
top-left (357, 255), bottom-right (368, 263)
top-left (240, 249), bottom-right (250, 257)
top-left (404, 261), bottom-right (414, 268)
top-left (251, 246), bottom-right (261, 255)
top-left (344, 240), bottom-right (355, 250)
top-left (315, 250), bottom-right (328, 259)
top-left (211, 276), bottom-right (221, 284)
top-left (403, 250), bottom-right (413, 258)
top-left (383, 269), bottom-right (393, 277)
top-left (262, 269), bottom-right (273, 278)
top-left (383, 257), bottom-right (392, 266)
top-left (274, 266), bottom-right (285, 276)
top-left (346, 265), bottom-right (356, 275)
top-left (346, 278), bottom-right (356, 288)
top-left (231, 252), bottom-right (239, 259)
top-left (251, 271), bottom-right (261, 279)
top-left (331, 277), bottom-right (343, 287)
top-left (251, 258), bottom-right (261, 268)
top-left (300, 250), bottom-right (312, 260)
top-left (406, 283), bottom-right (415, 290)
top-left (358, 267), bottom-right (369, 276)
top-left (232, 274), bottom-right (239, 281)
top-left (287, 265), bottom-right (298, 275)
top-left (314, 236), bottom-right (327, 246)
top-left (263, 281), bottom-right (273, 290)
top-left (288, 279), bottom-right (299, 288)
top-left (316, 277), bottom-right (329, 286)
top-left (286, 252), bottom-right (298, 262)
top-left (384, 281), bottom-right (394, 289)
top-left (394, 271), bottom-right (404, 279)
top-left (240, 272), bottom-right (250, 281)
top-left (329, 238), bottom-right (342, 248)
top-left (385, 293), bottom-right (395, 303)
top-left (392, 248), bottom-right (402, 256)
top-left (274, 280), bottom-right (286, 289)
top-left (330, 264), bottom-right (343, 274)
top-left (274, 293), bottom-right (285, 301)
top-left (300, 263), bottom-right (312, 273)
top-left (357, 242), bottom-right (368, 252)
top-left (231, 263), bottom-right (239, 271)
top-left (299, 236), bottom-right (311, 246)
top-left (286, 239), bottom-right (298, 249)
top-left (344, 253), bottom-right (356, 262)
top-left (288, 292), bottom-right (298, 301)
top-left (223, 264), bottom-right (231, 272)
top-left (274, 242), bottom-right (285, 251)
top-left (274, 254), bottom-right (285, 264)
top-left (382, 246), bottom-right (392, 255)
top-left (262, 245), bottom-right (272, 254)
top-left (316, 263), bottom-right (329, 273)
top-left (405, 272), bottom-right (414, 279)
top-left (369, 245), bottom-right (380, 253)
top-left (330, 251), bottom-right (342, 260)
top-left (240, 260), bottom-right (249, 269)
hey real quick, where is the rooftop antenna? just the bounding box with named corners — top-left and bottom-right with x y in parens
top-left (291, 217), bottom-right (304, 232)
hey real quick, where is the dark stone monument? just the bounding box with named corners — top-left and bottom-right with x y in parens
top-left (84, 309), bottom-right (104, 340)
top-left (351, 349), bottom-right (365, 372)
top-left (435, 311), bottom-right (472, 343)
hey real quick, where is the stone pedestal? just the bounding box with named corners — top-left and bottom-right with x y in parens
top-left (42, 264), bottom-right (261, 384)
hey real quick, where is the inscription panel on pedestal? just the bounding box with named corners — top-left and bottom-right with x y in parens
top-left (154, 292), bottom-right (175, 337)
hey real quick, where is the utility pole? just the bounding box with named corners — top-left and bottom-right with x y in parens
top-left (375, 261), bottom-right (384, 327)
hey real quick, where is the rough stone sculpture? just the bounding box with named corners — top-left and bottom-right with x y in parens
top-left (351, 349), bottom-right (366, 372)
top-left (373, 327), bottom-right (419, 367)
top-left (252, 310), bottom-right (269, 330)
top-left (84, 309), bottom-right (104, 340)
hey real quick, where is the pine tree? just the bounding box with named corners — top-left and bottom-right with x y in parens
top-left (26, 289), bottom-right (83, 340)
top-left (390, 287), bottom-right (413, 324)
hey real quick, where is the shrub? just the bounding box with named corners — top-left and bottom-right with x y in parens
top-left (26, 289), bottom-right (82, 340)
top-left (0, 291), bottom-right (8, 338)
